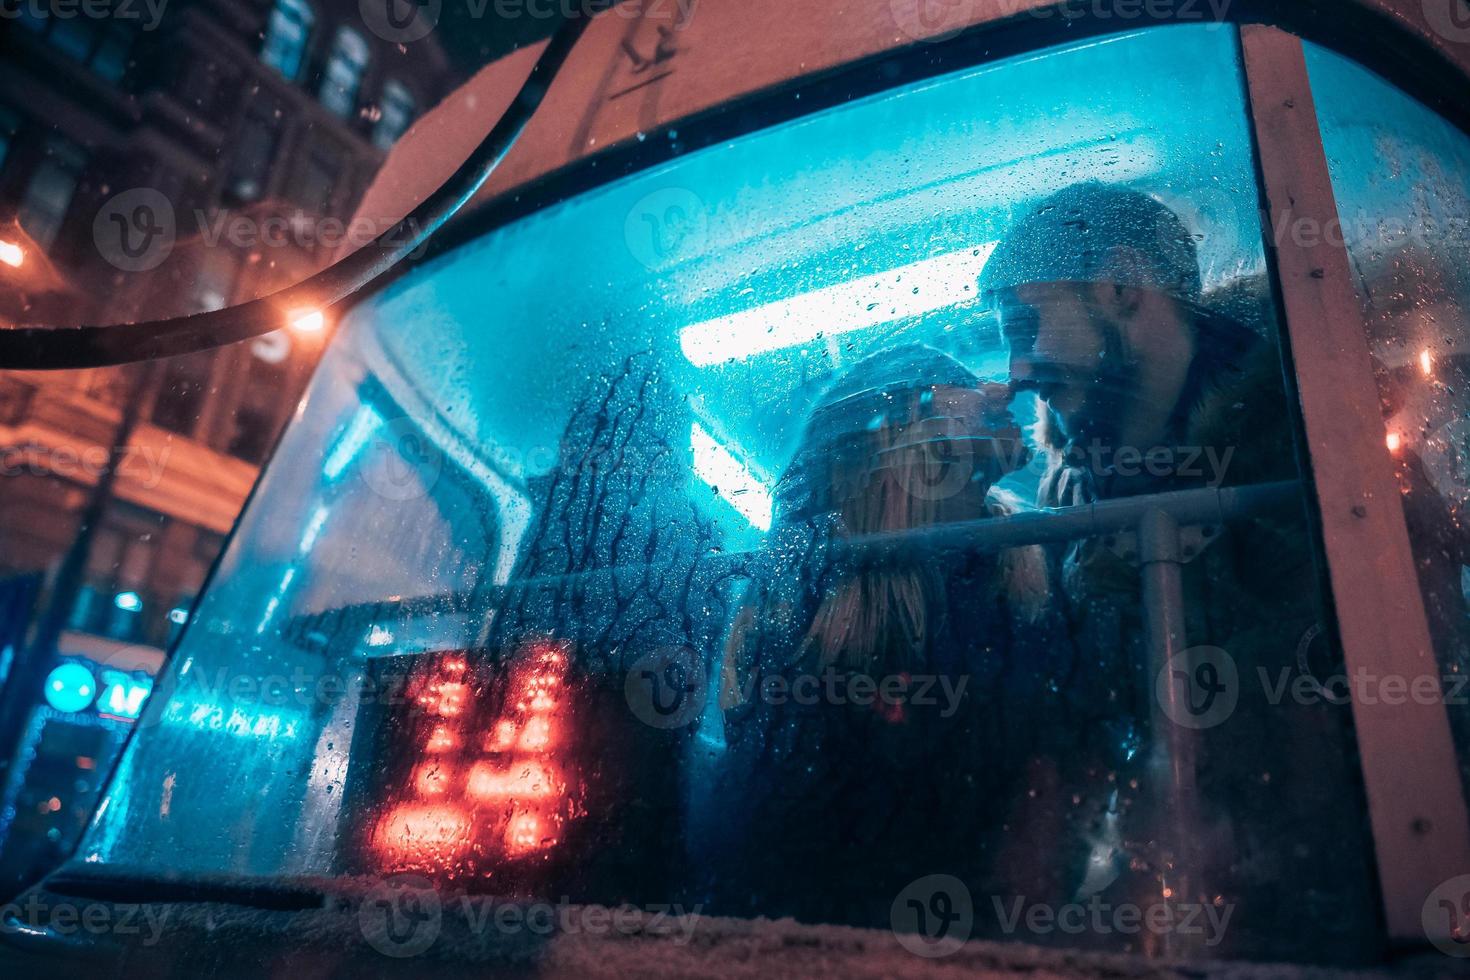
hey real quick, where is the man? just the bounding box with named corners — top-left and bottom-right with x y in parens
top-left (980, 181), bottom-right (1293, 505)
top-left (976, 182), bottom-right (1380, 962)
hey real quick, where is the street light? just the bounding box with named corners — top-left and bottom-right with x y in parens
top-left (289, 309), bottom-right (325, 334)
top-left (0, 239), bottom-right (23, 269)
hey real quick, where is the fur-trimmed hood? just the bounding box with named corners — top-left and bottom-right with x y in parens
top-left (1033, 320), bottom-right (1297, 505)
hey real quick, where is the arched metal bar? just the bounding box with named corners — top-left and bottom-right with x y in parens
top-left (0, 10), bottom-right (596, 371)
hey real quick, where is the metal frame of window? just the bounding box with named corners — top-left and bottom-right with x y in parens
top-left (335, 19), bottom-right (1470, 951)
top-left (323, 6), bottom-right (1470, 954)
top-left (1239, 23), bottom-right (1470, 944)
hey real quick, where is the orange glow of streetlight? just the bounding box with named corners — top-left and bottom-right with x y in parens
top-left (0, 240), bottom-right (23, 269)
top-left (1420, 348), bottom-right (1434, 377)
top-left (1386, 431), bottom-right (1402, 453)
top-left (289, 309), bottom-right (325, 334)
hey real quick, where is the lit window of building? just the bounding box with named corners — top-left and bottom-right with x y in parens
top-left (260, 0), bottom-right (316, 82)
top-left (319, 27), bottom-right (370, 119)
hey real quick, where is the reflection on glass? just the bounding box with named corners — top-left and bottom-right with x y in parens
top-left (80, 26), bottom-right (1376, 963)
top-left (1307, 42), bottom-right (1470, 797)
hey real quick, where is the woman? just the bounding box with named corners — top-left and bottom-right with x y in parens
top-left (693, 344), bottom-right (1091, 930)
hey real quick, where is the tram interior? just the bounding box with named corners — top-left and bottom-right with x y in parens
top-left (61, 25), bottom-right (1470, 965)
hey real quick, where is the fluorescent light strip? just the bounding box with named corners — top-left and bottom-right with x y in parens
top-left (322, 406), bottom-right (383, 480)
top-left (298, 504), bottom-right (330, 553)
top-left (690, 422), bottom-right (773, 531)
top-left (679, 243), bottom-right (996, 367)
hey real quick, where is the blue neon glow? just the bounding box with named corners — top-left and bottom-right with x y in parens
top-left (77, 27), bottom-right (1270, 876)
top-left (113, 591), bottom-right (143, 613)
top-left (163, 699), bottom-right (301, 740)
top-left (298, 504), bottom-right (330, 553)
top-left (98, 671), bottom-right (153, 720)
top-left (680, 244), bottom-right (996, 367)
top-left (691, 422), bottom-right (772, 530)
top-left (322, 406), bottom-right (382, 479)
top-left (44, 662), bottom-right (97, 713)
top-left (255, 566), bottom-right (297, 635)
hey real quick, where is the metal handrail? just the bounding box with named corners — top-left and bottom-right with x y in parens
top-left (279, 479), bottom-right (1303, 654)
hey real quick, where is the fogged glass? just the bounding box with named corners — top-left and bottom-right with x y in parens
top-left (1306, 44), bottom-right (1470, 798)
top-left (78, 27), bottom-right (1377, 963)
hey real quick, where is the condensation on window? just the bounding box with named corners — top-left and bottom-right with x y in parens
top-left (79, 26), bottom-right (1378, 964)
top-left (1306, 43), bottom-right (1470, 798)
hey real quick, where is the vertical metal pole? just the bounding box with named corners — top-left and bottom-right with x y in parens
top-left (1138, 507), bottom-right (1202, 958)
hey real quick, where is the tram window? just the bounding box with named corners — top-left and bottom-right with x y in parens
top-left (1305, 44), bottom-right (1470, 800)
top-left (80, 26), bottom-right (1379, 963)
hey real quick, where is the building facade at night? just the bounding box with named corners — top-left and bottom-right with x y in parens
top-left (0, 0), bottom-right (456, 893)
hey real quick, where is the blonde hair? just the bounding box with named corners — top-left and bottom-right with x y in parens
top-left (722, 355), bottom-right (1050, 704)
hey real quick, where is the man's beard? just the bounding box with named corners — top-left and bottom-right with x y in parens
top-left (1055, 320), bottom-right (1138, 463)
